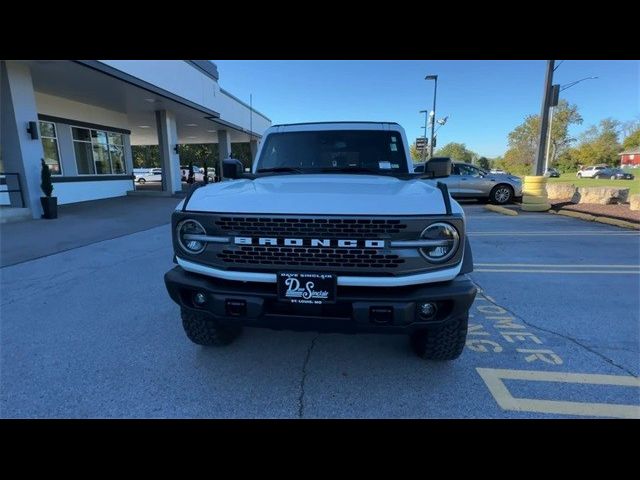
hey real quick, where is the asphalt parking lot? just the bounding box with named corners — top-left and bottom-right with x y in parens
top-left (1, 203), bottom-right (638, 418)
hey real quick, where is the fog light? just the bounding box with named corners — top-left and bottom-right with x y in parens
top-left (193, 292), bottom-right (207, 306)
top-left (419, 302), bottom-right (437, 319)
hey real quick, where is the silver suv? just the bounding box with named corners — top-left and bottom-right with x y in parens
top-left (414, 161), bottom-right (522, 204)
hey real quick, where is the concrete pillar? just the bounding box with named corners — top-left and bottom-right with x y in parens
top-left (123, 135), bottom-right (134, 176)
top-left (250, 139), bottom-right (258, 163)
top-left (155, 110), bottom-right (181, 193)
top-left (1, 61), bottom-right (46, 218)
top-left (217, 129), bottom-right (231, 180)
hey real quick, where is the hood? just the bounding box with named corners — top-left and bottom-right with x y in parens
top-left (184, 174), bottom-right (454, 215)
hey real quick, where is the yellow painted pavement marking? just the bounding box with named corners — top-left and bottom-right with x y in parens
top-left (477, 368), bottom-right (640, 419)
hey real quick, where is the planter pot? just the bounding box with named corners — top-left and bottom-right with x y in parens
top-left (41, 196), bottom-right (58, 219)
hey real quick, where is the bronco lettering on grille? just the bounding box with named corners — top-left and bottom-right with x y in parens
top-left (233, 237), bottom-right (385, 248)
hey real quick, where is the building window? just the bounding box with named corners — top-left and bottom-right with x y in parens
top-left (40, 121), bottom-right (62, 175)
top-left (72, 127), bottom-right (126, 175)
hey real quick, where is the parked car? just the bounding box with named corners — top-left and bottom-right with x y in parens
top-left (414, 161), bottom-right (522, 204)
top-left (181, 165), bottom-right (215, 183)
top-left (577, 165), bottom-right (607, 178)
top-left (593, 167), bottom-right (635, 180)
top-left (544, 168), bottom-right (560, 178)
top-left (134, 168), bottom-right (162, 183)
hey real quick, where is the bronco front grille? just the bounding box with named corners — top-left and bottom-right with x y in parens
top-left (218, 246), bottom-right (405, 269)
top-left (215, 217), bottom-right (408, 238)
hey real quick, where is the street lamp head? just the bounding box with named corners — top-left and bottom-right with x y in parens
top-left (425, 75), bottom-right (438, 80)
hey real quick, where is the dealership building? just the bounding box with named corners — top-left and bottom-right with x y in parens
top-left (0, 60), bottom-right (271, 219)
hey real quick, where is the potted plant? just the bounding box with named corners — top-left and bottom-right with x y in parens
top-left (40, 158), bottom-right (58, 219)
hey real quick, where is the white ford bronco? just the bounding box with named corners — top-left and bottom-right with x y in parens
top-left (165, 122), bottom-right (477, 360)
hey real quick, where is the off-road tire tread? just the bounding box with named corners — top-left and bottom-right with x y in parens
top-left (181, 309), bottom-right (242, 346)
top-left (411, 316), bottom-right (468, 361)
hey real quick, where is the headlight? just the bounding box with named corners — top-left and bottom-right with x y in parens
top-left (177, 219), bottom-right (207, 254)
top-left (419, 222), bottom-right (460, 262)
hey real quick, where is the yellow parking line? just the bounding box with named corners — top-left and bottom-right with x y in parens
top-left (474, 269), bottom-right (640, 274)
top-left (477, 368), bottom-right (640, 419)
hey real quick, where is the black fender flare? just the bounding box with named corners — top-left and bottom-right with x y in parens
top-left (459, 236), bottom-right (474, 274)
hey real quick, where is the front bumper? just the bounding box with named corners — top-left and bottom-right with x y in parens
top-left (164, 267), bottom-right (477, 334)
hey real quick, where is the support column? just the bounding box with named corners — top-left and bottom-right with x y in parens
top-left (155, 110), bottom-right (181, 193)
top-left (217, 129), bottom-right (231, 180)
top-left (1, 61), bottom-right (46, 218)
top-left (250, 139), bottom-right (258, 163)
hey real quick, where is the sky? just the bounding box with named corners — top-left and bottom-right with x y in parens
top-left (214, 60), bottom-right (639, 158)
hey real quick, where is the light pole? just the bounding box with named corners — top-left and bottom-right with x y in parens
top-left (425, 74), bottom-right (438, 159)
top-left (420, 110), bottom-right (429, 161)
top-left (544, 76), bottom-right (598, 172)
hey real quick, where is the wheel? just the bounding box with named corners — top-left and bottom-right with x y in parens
top-left (181, 308), bottom-right (243, 346)
top-left (410, 316), bottom-right (468, 361)
top-left (577, 173), bottom-right (582, 178)
top-left (489, 184), bottom-right (514, 205)
top-left (137, 178), bottom-right (146, 184)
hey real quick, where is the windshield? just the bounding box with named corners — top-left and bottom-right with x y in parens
top-left (256, 130), bottom-right (409, 174)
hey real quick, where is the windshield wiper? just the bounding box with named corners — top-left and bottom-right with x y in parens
top-left (257, 167), bottom-right (304, 174)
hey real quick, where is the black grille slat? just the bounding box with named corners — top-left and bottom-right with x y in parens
top-left (214, 216), bottom-right (408, 238)
top-left (217, 246), bottom-right (405, 269)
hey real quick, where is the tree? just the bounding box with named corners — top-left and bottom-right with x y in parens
top-left (569, 118), bottom-right (622, 168)
top-left (622, 127), bottom-right (640, 150)
top-left (548, 100), bottom-right (583, 164)
top-left (477, 157), bottom-right (490, 170)
top-left (501, 101), bottom-right (582, 175)
top-left (434, 142), bottom-right (475, 163)
top-left (409, 143), bottom-right (423, 162)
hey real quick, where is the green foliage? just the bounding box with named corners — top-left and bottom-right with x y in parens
top-left (40, 158), bottom-right (53, 197)
top-left (434, 142), bottom-right (475, 163)
top-left (623, 127), bottom-right (640, 150)
top-left (568, 118), bottom-right (622, 168)
top-left (500, 101), bottom-right (583, 175)
top-left (409, 143), bottom-right (423, 162)
top-left (132, 145), bottom-right (160, 168)
top-left (548, 100), bottom-right (583, 163)
top-left (553, 150), bottom-right (580, 173)
top-left (477, 157), bottom-right (490, 170)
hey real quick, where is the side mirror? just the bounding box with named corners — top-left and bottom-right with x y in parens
top-left (425, 157), bottom-right (452, 178)
top-left (222, 158), bottom-right (244, 179)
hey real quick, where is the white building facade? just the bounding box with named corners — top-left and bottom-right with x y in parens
top-left (0, 60), bottom-right (271, 218)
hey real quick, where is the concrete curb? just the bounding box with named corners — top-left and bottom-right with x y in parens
top-left (593, 216), bottom-right (640, 230)
top-left (556, 210), bottom-right (596, 222)
top-left (485, 204), bottom-right (518, 216)
top-left (552, 209), bottom-right (640, 230)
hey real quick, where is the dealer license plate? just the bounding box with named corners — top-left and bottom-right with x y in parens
top-left (277, 272), bottom-right (336, 305)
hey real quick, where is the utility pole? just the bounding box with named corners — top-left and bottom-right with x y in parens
top-left (533, 60), bottom-right (555, 176)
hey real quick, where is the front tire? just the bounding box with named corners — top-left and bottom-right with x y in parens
top-left (137, 178), bottom-right (146, 184)
top-left (489, 184), bottom-right (514, 205)
top-left (181, 308), bottom-right (242, 346)
top-left (410, 316), bottom-right (468, 361)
